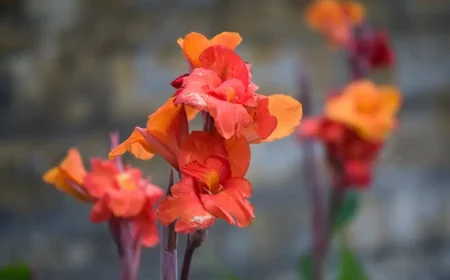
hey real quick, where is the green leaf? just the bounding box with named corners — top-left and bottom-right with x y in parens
top-left (0, 263), bottom-right (31, 280)
top-left (333, 191), bottom-right (360, 233)
top-left (337, 245), bottom-right (369, 280)
top-left (298, 253), bottom-right (313, 280)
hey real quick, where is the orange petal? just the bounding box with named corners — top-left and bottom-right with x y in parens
top-left (181, 32), bottom-right (212, 68)
top-left (264, 94), bottom-right (303, 142)
top-left (341, 1), bottom-right (366, 25)
top-left (207, 97), bottom-right (252, 139)
top-left (156, 177), bottom-right (215, 233)
top-left (109, 129), bottom-right (154, 160)
top-left (224, 135), bottom-right (251, 177)
top-left (378, 85), bottom-right (401, 115)
top-left (298, 117), bottom-right (322, 139)
top-left (200, 177), bottom-right (254, 227)
top-left (185, 105), bottom-right (199, 121)
top-left (43, 148), bottom-right (91, 201)
top-left (178, 131), bottom-right (228, 168)
top-left (210, 32), bottom-right (242, 50)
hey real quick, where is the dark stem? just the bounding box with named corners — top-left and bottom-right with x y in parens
top-left (161, 169), bottom-right (178, 280)
top-left (298, 68), bottom-right (325, 280)
top-left (180, 230), bottom-right (207, 280)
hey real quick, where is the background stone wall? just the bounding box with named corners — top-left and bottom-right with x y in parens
top-left (0, 0), bottom-right (450, 279)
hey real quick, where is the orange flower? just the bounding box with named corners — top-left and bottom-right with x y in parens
top-left (43, 148), bottom-right (91, 201)
top-left (325, 80), bottom-right (401, 140)
top-left (157, 131), bottom-right (254, 233)
top-left (43, 148), bottom-right (164, 247)
top-left (84, 159), bottom-right (164, 247)
top-left (109, 98), bottom-right (195, 169)
top-left (305, 0), bottom-right (365, 45)
top-left (174, 45), bottom-right (302, 140)
top-left (177, 32), bottom-right (242, 69)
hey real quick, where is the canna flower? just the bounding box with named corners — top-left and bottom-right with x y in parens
top-left (353, 30), bottom-right (394, 70)
top-left (157, 131), bottom-right (254, 233)
top-left (43, 148), bottom-right (164, 247)
top-left (177, 32), bottom-right (242, 69)
top-left (173, 45), bottom-right (303, 140)
top-left (305, 0), bottom-right (365, 46)
top-left (325, 80), bottom-right (401, 141)
top-left (299, 117), bottom-right (381, 188)
top-left (109, 98), bottom-right (196, 169)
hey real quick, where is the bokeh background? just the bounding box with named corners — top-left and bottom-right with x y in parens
top-left (1, 0), bottom-right (450, 279)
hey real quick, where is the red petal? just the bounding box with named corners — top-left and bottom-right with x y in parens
top-left (156, 177), bottom-right (215, 233)
top-left (83, 159), bottom-right (118, 199)
top-left (344, 160), bottom-right (373, 187)
top-left (181, 156), bottom-right (231, 191)
top-left (171, 73), bottom-right (189, 89)
top-left (90, 200), bottom-right (112, 223)
top-left (207, 97), bottom-right (252, 139)
top-left (199, 45), bottom-right (249, 88)
top-left (200, 177), bottom-right (254, 227)
top-left (252, 97), bottom-right (277, 140)
top-left (107, 188), bottom-right (147, 218)
top-left (178, 131), bottom-right (228, 168)
top-left (133, 205), bottom-right (159, 247)
top-left (224, 135), bottom-right (250, 177)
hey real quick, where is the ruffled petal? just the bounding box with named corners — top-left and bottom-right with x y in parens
top-left (199, 45), bottom-right (249, 88)
top-left (156, 177), bottom-right (215, 233)
top-left (207, 97), bottom-right (252, 139)
top-left (224, 135), bottom-right (251, 177)
top-left (133, 204), bottom-right (160, 247)
top-left (252, 97), bottom-right (277, 140)
top-left (200, 177), bottom-right (254, 227)
top-left (178, 131), bottom-right (228, 168)
top-left (90, 200), bottom-right (112, 223)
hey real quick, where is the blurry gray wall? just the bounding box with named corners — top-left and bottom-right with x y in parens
top-left (0, 0), bottom-right (450, 279)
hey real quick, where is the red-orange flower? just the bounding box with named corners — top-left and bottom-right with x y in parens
top-left (325, 80), bottom-right (401, 141)
top-left (43, 149), bottom-right (164, 247)
top-left (109, 98), bottom-right (194, 169)
top-left (300, 117), bottom-right (381, 188)
top-left (157, 131), bottom-right (254, 233)
top-left (173, 45), bottom-right (302, 140)
top-left (305, 0), bottom-right (365, 46)
top-left (84, 159), bottom-right (164, 247)
top-left (177, 32), bottom-right (242, 69)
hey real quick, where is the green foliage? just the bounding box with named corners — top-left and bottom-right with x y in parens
top-left (0, 263), bottom-right (31, 280)
top-left (337, 244), bottom-right (369, 280)
top-left (298, 253), bottom-right (314, 280)
top-left (333, 191), bottom-right (360, 233)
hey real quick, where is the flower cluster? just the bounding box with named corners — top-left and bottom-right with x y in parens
top-left (41, 31), bottom-right (302, 242)
top-left (305, 0), bottom-right (394, 70)
top-left (43, 147), bottom-right (164, 247)
top-left (298, 80), bottom-right (401, 188)
top-left (110, 32), bottom-right (302, 233)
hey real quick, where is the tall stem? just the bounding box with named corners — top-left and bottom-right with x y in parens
top-left (161, 169), bottom-right (178, 280)
top-left (298, 69), bottom-right (326, 280)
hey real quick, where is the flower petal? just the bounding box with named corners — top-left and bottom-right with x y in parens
top-left (210, 32), bottom-right (242, 50)
top-left (156, 177), bottom-right (215, 233)
top-left (207, 97), bottom-right (252, 139)
top-left (43, 148), bottom-right (91, 201)
top-left (199, 45), bottom-right (249, 88)
top-left (178, 131), bottom-right (228, 168)
top-left (90, 200), bottom-right (112, 223)
top-left (83, 159), bottom-right (117, 198)
top-left (252, 97), bottom-right (277, 140)
top-left (200, 177), bottom-right (254, 227)
top-left (109, 128), bottom-right (155, 160)
top-left (264, 94), bottom-right (303, 141)
top-left (182, 157), bottom-right (231, 191)
top-left (134, 208), bottom-right (159, 247)
top-left (224, 135), bottom-right (250, 177)
top-left (180, 32), bottom-right (212, 68)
